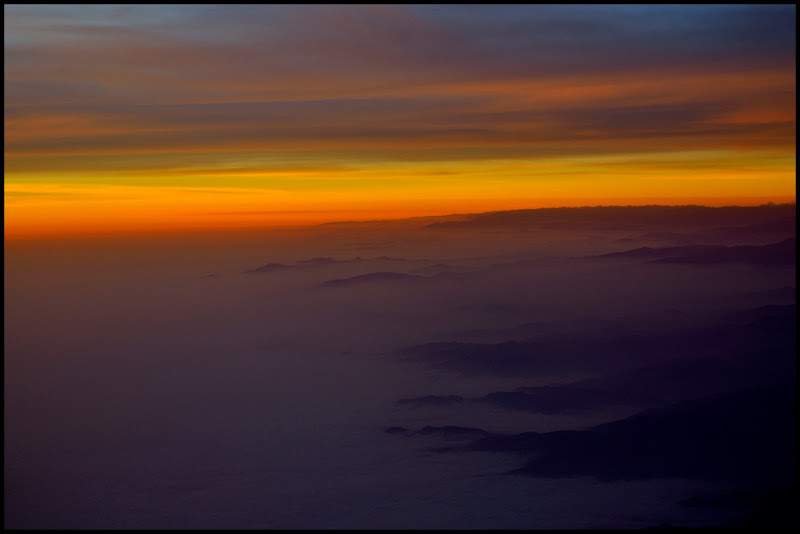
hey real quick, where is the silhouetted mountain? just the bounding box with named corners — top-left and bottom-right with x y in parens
top-left (319, 271), bottom-right (423, 288)
top-left (451, 321), bottom-right (558, 342)
top-left (722, 303), bottom-right (796, 325)
top-left (596, 238), bottom-right (795, 265)
top-left (401, 340), bottom-right (556, 376)
top-left (481, 386), bottom-right (622, 414)
top-left (297, 257), bottom-right (354, 266)
top-left (739, 286), bottom-right (796, 305)
top-left (409, 304), bottom-right (795, 412)
top-left (244, 255), bottom-right (419, 274)
top-left (629, 217), bottom-right (797, 246)
top-left (400, 304), bottom-right (796, 379)
top-left (479, 342), bottom-right (794, 414)
top-left (599, 246), bottom-right (678, 258)
top-left (384, 425), bottom-right (491, 441)
top-left (416, 425), bottom-right (490, 439)
top-left (472, 384), bottom-right (796, 485)
top-left (397, 395), bottom-right (464, 408)
top-left (679, 487), bottom-right (796, 510)
top-left (244, 262), bottom-right (293, 274)
top-left (725, 503), bottom-right (797, 529)
top-left (424, 204), bottom-right (796, 233)
top-left (715, 488), bottom-right (799, 529)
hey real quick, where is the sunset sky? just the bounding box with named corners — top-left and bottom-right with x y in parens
top-left (4, 4), bottom-right (796, 238)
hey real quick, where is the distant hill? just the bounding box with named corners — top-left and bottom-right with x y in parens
top-left (424, 204), bottom-right (796, 233)
top-left (319, 271), bottom-right (423, 288)
top-left (596, 238), bottom-right (795, 265)
top-left (473, 384), bottom-right (796, 485)
top-left (400, 302), bottom-right (796, 379)
top-left (244, 262), bottom-right (293, 274)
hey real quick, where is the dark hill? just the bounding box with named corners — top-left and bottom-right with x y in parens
top-left (319, 271), bottom-right (422, 288)
top-left (470, 384), bottom-right (797, 485)
top-left (596, 238), bottom-right (795, 265)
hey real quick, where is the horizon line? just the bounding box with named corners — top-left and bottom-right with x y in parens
top-left (5, 198), bottom-right (795, 242)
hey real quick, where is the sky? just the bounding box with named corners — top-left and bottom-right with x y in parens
top-left (4, 4), bottom-right (796, 238)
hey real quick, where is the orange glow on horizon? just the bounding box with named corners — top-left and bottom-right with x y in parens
top-left (4, 5), bottom-right (795, 240)
top-left (5, 190), bottom-right (795, 240)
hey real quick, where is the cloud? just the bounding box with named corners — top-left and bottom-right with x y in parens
top-left (5, 6), bottom-right (794, 193)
